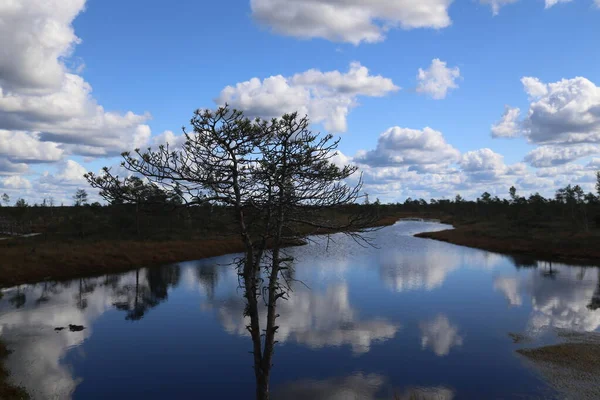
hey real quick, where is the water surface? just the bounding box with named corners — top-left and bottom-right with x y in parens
top-left (1, 221), bottom-right (599, 399)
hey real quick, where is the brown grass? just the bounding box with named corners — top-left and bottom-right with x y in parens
top-left (0, 342), bottom-right (29, 400)
top-left (0, 237), bottom-right (255, 288)
top-left (415, 221), bottom-right (600, 264)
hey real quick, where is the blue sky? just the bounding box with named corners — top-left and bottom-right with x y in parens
top-left (1, 0), bottom-right (600, 204)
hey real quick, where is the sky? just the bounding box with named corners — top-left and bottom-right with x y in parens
top-left (1, 0), bottom-right (600, 205)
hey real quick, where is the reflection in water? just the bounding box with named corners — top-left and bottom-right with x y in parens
top-left (272, 373), bottom-right (455, 400)
top-left (0, 222), bottom-right (599, 399)
top-left (208, 284), bottom-right (399, 355)
top-left (379, 247), bottom-right (504, 293)
top-left (419, 315), bottom-right (463, 357)
top-left (0, 266), bottom-right (180, 399)
top-left (494, 277), bottom-right (522, 307)
top-left (112, 266), bottom-right (180, 320)
top-left (272, 373), bottom-right (385, 400)
top-left (493, 262), bottom-right (600, 334)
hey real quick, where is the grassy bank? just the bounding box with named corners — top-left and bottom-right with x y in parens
top-left (0, 342), bottom-right (29, 400)
top-left (415, 219), bottom-right (600, 264)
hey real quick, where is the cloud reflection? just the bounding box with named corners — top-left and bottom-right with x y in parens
top-left (0, 267), bottom-right (179, 399)
top-left (493, 263), bottom-right (600, 334)
top-left (209, 284), bottom-right (399, 355)
top-left (419, 315), bottom-right (463, 356)
top-left (272, 373), bottom-right (455, 400)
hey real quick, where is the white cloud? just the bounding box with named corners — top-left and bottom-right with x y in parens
top-left (521, 77), bottom-right (549, 99)
top-left (354, 127), bottom-right (460, 168)
top-left (39, 159), bottom-right (88, 187)
top-left (416, 59), bottom-right (461, 100)
top-left (460, 148), bottom-right (511, 182)
top-left (1, 176), bottom-right (32, 190)
top-left (216, 62), bottom-right (398, 133)
top-left (521, 77), bottom-right (600, 145)
top-left (524, 144), bottom-right (600, 168)
top-left (152, 130), bottom-right (188, 149)
top-left (0, 130), bottom-right (63, 174)
top-left (480, 0), bottom-right (519, 15)
top-left (544, 0), bottom-right (573, 8)
top-left (250, 0), bottom-right (453, 45)
top-left (0, 0), bottom-right (153, 174)
top-left (420, 315), bottom-right (463, 356)
top-left (588, 158), bottom-right (600, 168)
top-left (491, 106), bottom-right (521, 138)
top-left (0, 0), bottom-right (85, 92)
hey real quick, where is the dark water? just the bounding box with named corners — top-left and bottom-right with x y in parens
top-left (1, 221), bottom-right (599, 399)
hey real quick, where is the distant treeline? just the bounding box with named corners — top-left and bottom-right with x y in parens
top-left (1, 175), bottom-right (599, 239)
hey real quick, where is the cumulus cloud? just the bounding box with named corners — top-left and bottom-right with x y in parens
top-left (0, 0), bottom-right (85, 92)
top-left (39, 159), bottom-right (88, 187)
top-left (0, 130), bottom-right (63, 174)
top-left (521, 77), bottom-right (600, 145)
top-left (491, 106), bottom-right (521, 138)
top-left (354, 127), bottom-right (460, 168)
top-left (0, 0), bottom-right (153, 174)
top-left (216, 62), bottom-right (398, 133)
top-left (416, 59), bottom-right (461, 100)
top-left (524, 145), bottom-right (600, 168)
top-left (419, 315), bottom-right (463, 356)
top-left (459, 148), bottom-right (513, 182)
top-left (1, 176), bottom-right (32, 190)
top-left (250, 0), bottom-right (453, 45)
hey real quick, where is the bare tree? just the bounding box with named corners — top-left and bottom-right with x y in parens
top-left (86, 105), bottom-right (371, 400)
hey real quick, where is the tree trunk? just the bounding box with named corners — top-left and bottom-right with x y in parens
top-left (255, 373), bottom-right (270, 400)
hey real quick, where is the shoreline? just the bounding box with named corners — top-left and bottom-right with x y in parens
top-left (515, 331), bottom-right (600, 400)
top-left (415, 224), bottom-right (600, 265)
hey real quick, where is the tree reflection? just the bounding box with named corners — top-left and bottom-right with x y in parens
top-left (8, 286), bottom-right (26, 309)
top-left (587, 269), bottom-right (600, 311)
top-left (74, 278), bottom-right (97, 310)
top-left (195, 264), bottom-right (220, 301)
top-left (509, 255), bottom-right (538, 269)
top-left (112, 265), bottom-right (180, 321)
